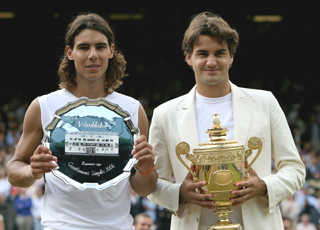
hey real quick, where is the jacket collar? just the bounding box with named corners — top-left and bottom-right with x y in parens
top-left (176, 82), bottom-right (253, 147)
top-left (230, 82), bottom-right (253, 146)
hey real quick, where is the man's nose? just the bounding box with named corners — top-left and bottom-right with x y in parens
top-left (88, 47), bottom-right (98, 59)
top-left (206, 54), bottom-right (217, 66)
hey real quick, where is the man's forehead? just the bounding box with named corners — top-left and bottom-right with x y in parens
top-left (194, 35), bottom-right (228, 47)
top-left (74, 29), bottom-right (109, 44)
top-left (75, 42), bottom-right (109, 46)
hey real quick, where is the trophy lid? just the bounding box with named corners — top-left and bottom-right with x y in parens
top-left (196, 114), bottom-right (242, 150)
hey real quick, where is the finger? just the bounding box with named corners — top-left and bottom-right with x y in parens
top-left (135, 155), bottom-right (154, 164)
top-left (231, 193), bottom-right (250, 207)
top-left (132, 141), bottom-right (153, 157)
top-left (31, 161), bottom-right (58, 170)
top-left (34, 145), bottom-right (52, 155)
top-left (30, 153), bottom-right (57, 163)
top-left (232, 199), bottom-right (246, 207)
top-left (31, 161), bottom-right (58, 179)
top-left (231, 187), bottom-right (248, 198)
top-left (192, 199), bottom-right (215, 209)
top-left (234, 180), bottom-right (248, 188)
top-left (134, 135), bottom-right (147, 146)
top-left (187, 189), bottom-right (215, 204)
top-left (186, 180), bottom-right (209, 191)
top-left (234, 175), bottom-right (257, 187)
top-left (132, 150), bottom-right (155, 164)
top-left (32, 168), bottom-right (53, 174)
top-left (133, 145), bottom-right (153, 157)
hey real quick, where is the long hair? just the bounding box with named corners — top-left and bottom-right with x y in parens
top-left (58, 13), bottom-right (126, 92)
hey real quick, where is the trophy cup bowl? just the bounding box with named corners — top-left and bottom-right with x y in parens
top-left (176, 114), bottom-right (262, 230)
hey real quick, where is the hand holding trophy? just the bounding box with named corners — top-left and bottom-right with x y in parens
top-left (176, 114), bottom-right (262, 230)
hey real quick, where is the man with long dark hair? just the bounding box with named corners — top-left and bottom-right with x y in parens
top-left (7, 13), bottom-right (157, 230)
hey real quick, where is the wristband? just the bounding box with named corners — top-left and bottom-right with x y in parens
top-left (134, 164), bottom-right (155, 175)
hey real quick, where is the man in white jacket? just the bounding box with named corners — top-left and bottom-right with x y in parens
top-left (148, 11), bottom-right (305, 230)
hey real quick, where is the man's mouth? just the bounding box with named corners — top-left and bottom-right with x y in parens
top-left (87, 64), bottom-right (100, 68)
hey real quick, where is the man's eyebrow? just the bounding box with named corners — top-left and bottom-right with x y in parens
top-left (215, 48), bottom-right (228, 52)
top-left (76, 43), bottom-right (89, 47)
top-left (76, 42), bottom-right (108, 47)
top-left (95, 42), bottom-right (109, 46)
top-left (195, 49), bottom-right (208, 53)
top-left (194, 48), bottom-right (228, 53)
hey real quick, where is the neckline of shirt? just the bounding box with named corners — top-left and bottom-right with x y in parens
top-left (63, 88), bottom-right (114, 100)
top-left (195, 90), bottom-right (232, 104)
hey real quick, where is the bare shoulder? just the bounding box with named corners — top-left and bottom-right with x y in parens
top-left (138, 103), bottom-right (149, 137)
top-left (25, 98), bottom-right (41, 118)
top-left (11, 98), bottom-right (43, 163)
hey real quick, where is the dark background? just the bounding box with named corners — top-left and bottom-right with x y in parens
top-left (0, 0), bottom-right (319, 120)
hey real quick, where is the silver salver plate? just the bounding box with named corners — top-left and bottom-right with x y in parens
top-left (41, 97), bottom-right (139, 190)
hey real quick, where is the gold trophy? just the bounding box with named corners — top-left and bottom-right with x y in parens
top-left (176, 114), bottom-right (262, 230)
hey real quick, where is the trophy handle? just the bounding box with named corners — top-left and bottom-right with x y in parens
top-left (245, 137), bottom-right (263, 177)
top-left (175, 142), bottom-right (198, 181)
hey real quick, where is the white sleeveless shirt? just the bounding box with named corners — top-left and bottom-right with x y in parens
top-left (38, 89), bottom-right (139, 230)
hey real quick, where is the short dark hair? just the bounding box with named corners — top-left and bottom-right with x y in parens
top-left (134, 213), bottom-right (152, 224)
top-left (182, 12), bottom-right (239, 57)
top-left (58, 13), bottom-right (126, 93)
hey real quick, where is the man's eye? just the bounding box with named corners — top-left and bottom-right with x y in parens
top-left (198, 53), bottom-right (208, 56)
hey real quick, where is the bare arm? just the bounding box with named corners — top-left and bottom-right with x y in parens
top-left (130, 104), bottom-right (157, 197)
top-left (6, 99), bottom-right (57, 187)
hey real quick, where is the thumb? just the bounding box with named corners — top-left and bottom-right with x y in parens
top-left (185, 164), bottom-right (196, 181)
top-left (190, 163), bottom-right (196, 172)
top-left (249, 166), bottom-right (258, 177)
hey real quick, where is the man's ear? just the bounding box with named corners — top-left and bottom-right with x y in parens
top-left (109, 44), bottom-right (115, 59)
top-left (66, 46), bottom-right (73, 60)
top-left (230, 54), bottom-right (234, 65)
top-left (185, 52), bottom-right (192, 66)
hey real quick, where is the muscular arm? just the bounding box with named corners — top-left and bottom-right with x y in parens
top-left (6, 99), bottom-right (57, 187)
top-left (130, 104), bottom-right (157, 197)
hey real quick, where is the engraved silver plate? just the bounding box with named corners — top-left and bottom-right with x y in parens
top-left (41, 97), bottom-right (139, 190)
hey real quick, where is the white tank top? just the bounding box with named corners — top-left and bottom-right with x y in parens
top-left (38, 89), bottom-right (139, 230)
top-left (195, 90), bottom-right (244, 229)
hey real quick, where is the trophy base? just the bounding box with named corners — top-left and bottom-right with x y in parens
top-left (207, 222), bottom-right (242, 230)
top-left (207, 209), bottom-right (243, 230)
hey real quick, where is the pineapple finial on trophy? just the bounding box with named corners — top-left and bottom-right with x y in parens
top-left (206, 113), bottom-right (229, 142)
top-left (212, 113), bottom-right (221, 129)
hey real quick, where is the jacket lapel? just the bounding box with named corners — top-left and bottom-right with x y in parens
top-left (176, 86), bottom-right (199, 150)
top-left (175, 83), bottom-right (253, 149)
top-left (231, 82), bottom-right (253, 147)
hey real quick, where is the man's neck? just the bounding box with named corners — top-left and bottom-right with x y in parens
top-left (70, 85), bottom-right (109, 99)
top-left (196, 81), bottom-right (231, 98)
